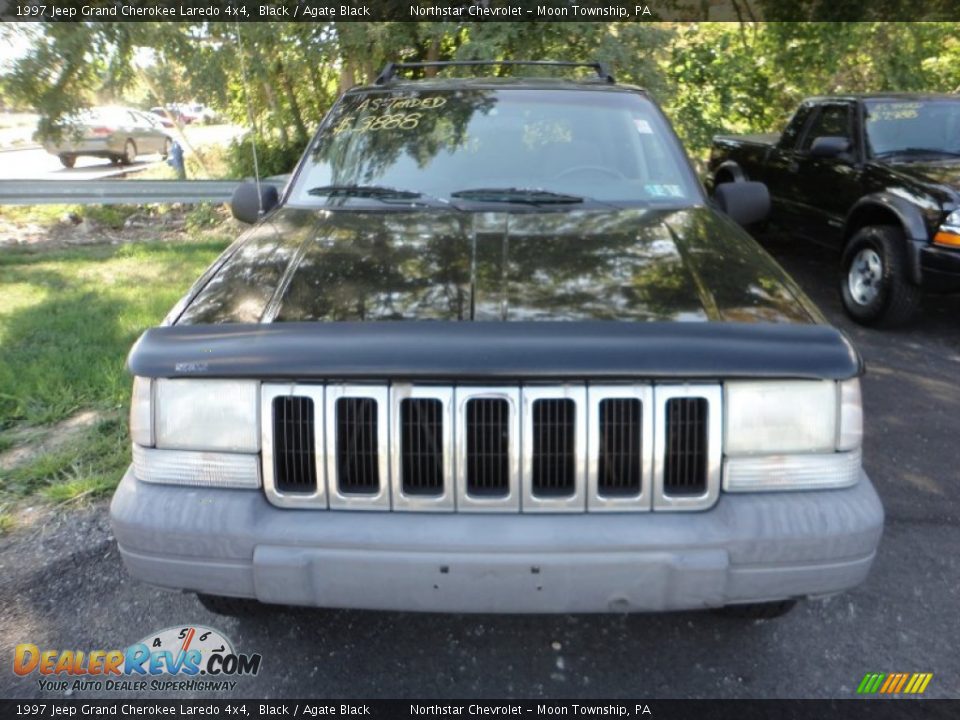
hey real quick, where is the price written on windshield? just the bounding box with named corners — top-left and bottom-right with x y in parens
top-left (332, 95), bottom-right (448, 135)
top-left (332, 112), bottom-right (423, 135)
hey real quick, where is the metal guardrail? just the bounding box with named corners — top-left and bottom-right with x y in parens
top-left (0, 178), bottom-right (287, 205)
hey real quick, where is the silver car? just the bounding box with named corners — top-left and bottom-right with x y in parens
top-left (43, 106), bottom-right (173, 168)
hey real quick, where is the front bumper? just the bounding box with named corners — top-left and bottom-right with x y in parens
top-left (921, 244), bottom-right (960, 293)
top-left (110, 467), bottom-right (883, 613)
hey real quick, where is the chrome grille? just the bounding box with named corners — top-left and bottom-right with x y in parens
top-left (262, 383), bottom-right (721, 512)
top-left (400, 398), bottom-right (444, 496)
top-left (531, 399), bottom-right (576, 497)
top-left (336, 397), bottom-right (380, 494)
top-left (271, 396), bottom-right (318, 493)
top-left (664, 397), bottom-right (708, 495)
top-left (465, 398), bottom-right (511, 498)
top-left (598, 398), bottom-right (642, 497)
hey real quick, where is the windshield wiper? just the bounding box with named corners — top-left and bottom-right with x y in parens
top-left (306, 184), bottom-right (428, 203)
top-left (450, 187), bottom-right (585, 205)
top-left (875, 147), bottom-right (960, 159)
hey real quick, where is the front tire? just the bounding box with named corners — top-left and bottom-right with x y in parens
top-left (715, 600), bottom-right (797, 619)
top-left (840, 225), bottom-right (921, 328)
top-left (121, 139), bottom-right (137, 166)
top-left (196, 593), bottom-right (269, 618)
top-left (58, 154), bottom-right (76, 168)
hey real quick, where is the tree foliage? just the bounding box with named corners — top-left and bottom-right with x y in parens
top-left (2, 21), bottom-right (958, 169)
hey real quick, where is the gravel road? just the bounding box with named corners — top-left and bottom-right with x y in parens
top-left (1, 230), bottom-right (958, 700)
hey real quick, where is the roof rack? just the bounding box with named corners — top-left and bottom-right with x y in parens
top-left (374, 60), bottom-right (616, 85)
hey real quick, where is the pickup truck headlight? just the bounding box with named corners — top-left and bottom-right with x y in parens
top-left (129, 377), bottom-right (260, 489)
top-left (723, 379), bottom-right (862, 492)
top-left (934, 209), bottom-right (960, 248)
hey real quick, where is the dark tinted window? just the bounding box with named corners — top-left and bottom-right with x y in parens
top-left (800, 104), bottom-right (853, 151)
top-left (779, 103), bottom-right (813, 148)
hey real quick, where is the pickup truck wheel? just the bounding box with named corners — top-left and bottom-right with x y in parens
top-left (196, 593), bottom-right (269, 618)
top-left (841, 225), bottom-right (921, 328)
top-left (715, 600), bottom-right (797, 619)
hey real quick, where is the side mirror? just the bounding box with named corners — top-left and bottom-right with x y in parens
top-left (230, 182), bottom-right (279, 224)
top-left (713, 181), bottom-right (770, 227)
top-left (809, 136), bottom-right (851, 159)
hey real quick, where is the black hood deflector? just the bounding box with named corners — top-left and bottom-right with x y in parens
top-left (128, 321), bottom-right (862, 381)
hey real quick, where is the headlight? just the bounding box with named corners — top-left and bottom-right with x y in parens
top-left (934, 209), bottom-right (960, 248)
top-left (155, 379), bottom-right (260, 452)
top-left (725, 380), bottom-right (837, 455)
top-left (723, 379), bottom-right (863, 492)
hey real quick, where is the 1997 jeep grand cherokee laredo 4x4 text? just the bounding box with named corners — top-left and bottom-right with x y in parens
top-left (110, 61), bottom-right (883, 619)
top-left (709, 94), bottom-right (960, 327)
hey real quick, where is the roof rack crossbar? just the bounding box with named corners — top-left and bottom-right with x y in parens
top-left (374, 60), bottom-right (616, 85)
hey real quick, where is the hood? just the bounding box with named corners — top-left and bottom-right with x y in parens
top-left (885, 159), bottom-right (960, 195)
top-left (176, 206), bottom-right (821, 326)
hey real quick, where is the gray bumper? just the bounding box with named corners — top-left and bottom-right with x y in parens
top-left (44, 137), bottom-right (120, 156)
top-left (110, 467), bottom-right (883, 613)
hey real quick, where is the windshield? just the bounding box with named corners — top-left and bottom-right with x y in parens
top-left (865, 99), bottom-right (960, 158)
top-left (289, 88), bottom-right (699, 207)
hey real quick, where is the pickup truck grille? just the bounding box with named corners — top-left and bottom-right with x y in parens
top-left (261, 383), bottom-right (721, 511)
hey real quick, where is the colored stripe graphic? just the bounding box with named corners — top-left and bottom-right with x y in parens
top-left (857, 673), bottom-right (885, 694)
top-left (857, 672), bottom-right (932, 694)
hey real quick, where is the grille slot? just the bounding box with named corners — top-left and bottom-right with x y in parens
top-left (598, 398), bottom-right (642, 496)
top-left (663, 397), bottom-right (708, 495)
top-left (272, 396), bottom-right (318, 493)
top-left (531, 398), bottom-right (576, 497)
top-left (465, 398), bottom-right (510, 497)
top-left (400, 398), bottom-right (444, 496)
top-left (336, 397), bottom-right (380, 494)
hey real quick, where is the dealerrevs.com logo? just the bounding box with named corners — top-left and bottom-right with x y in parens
top-left (13, 625), bottom-right (262, 693)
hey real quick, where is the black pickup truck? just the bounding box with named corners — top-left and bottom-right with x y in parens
top-left (708, 94), bottom-right (960, 327)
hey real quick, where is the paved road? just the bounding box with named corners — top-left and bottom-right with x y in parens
top-left (0, 147), bottom-right (164, 180)
top-left (0, 125), bottom-right (244, 181)
top-left (1, 230), bottom-right (958, 700)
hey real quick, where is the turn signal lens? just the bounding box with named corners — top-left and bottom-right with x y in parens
top-left (933, 231), bottom-right (960, 248)
top-left (130, 377), bottom-right (153, 447)
top-left (935, 210), bottom-right (960, 247)
top-left (838, 378), bottom-right (863, 451)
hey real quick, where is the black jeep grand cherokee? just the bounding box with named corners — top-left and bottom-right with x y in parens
top-left (111, 62), bottom-right (881, 619)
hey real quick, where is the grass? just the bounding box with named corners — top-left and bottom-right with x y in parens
top-left (0, 231), bottom-right (231, 507)
top-left (134, 140), bottom-right (232, 181)
top-left (2, 201), bottom-right (229, 231)
top-left (3, 203), bottom-right (169, 229)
